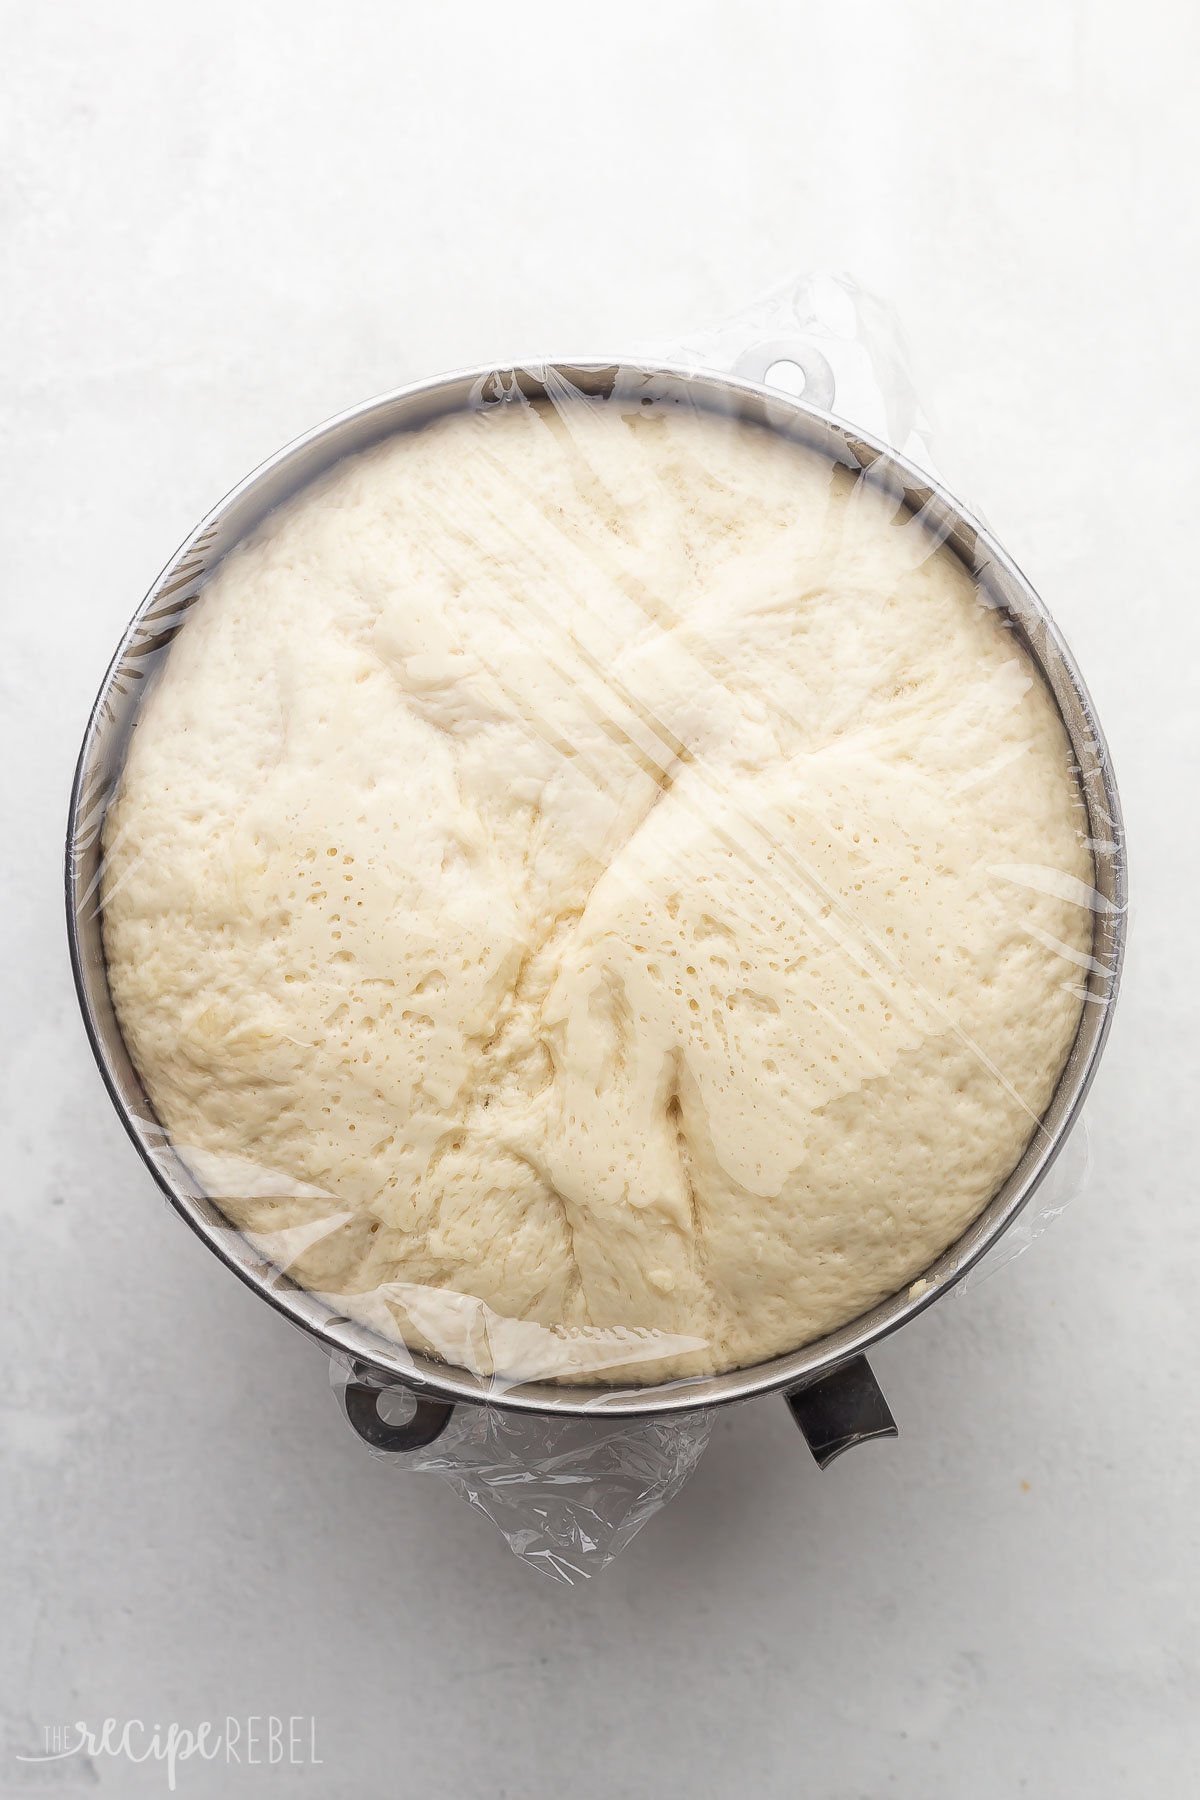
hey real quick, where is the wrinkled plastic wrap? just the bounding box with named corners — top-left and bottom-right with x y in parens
top-left (68, 273), bottom-right (1124, 1579)
top-left (329, 1358), bottom-right (714, 1583)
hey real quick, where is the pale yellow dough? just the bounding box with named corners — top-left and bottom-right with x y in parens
top-left (103, 395), bottom-right (1093, 1383)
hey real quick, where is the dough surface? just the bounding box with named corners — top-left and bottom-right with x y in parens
top-left (102, 392), bottom-right (1094, 1382)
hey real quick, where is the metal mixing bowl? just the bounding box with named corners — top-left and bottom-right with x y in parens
top-left (66, 356), bottom-right (1126, 1465)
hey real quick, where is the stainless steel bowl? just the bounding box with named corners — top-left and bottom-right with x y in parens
top-left (66, 356), bottom-right (1126, 1465)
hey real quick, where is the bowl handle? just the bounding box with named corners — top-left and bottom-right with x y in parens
top-left (731, 338), bottom-right (837, 413)
top-left (785, 1356), bottom-right (898, 1467)
top-left (342, 1369), bottom-right (456, 1453)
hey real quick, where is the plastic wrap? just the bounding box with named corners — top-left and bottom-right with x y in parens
top-left (68, 274), bottom-right (1124, 1578)
top-left (330, 1357), bottom-right (714, 1584)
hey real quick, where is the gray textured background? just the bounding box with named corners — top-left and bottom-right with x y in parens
top-left (2, 2), bottom-right (1196, 1794)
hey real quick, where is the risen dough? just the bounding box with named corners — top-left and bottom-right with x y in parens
top-left (103, 392), bottom-right (1093, 1382)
